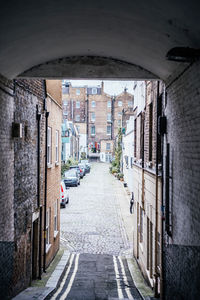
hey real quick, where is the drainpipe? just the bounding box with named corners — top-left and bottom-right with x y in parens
top-left (154, 81), bottom-right (160, 297)
top-left (36, 104), bottom-right (42, 279)
top-left (43, 109), bottom-right (49, 272)
top-left (160, 86), bottom-right (165, 300)
top-left (86, 94), bottom-right (89, 158)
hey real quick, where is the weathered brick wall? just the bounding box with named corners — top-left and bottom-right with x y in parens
top-left (164, 61), bottom-right (200, 299)
top-left (0, 75), bottom-right (15, 299)
top-left (0, 77), bottom-right (46, 298)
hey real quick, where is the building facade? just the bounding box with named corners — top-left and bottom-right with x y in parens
top-left (62, 81), bottom-right (134, 162)
top-left (45, 80), bottom-right (62, 267)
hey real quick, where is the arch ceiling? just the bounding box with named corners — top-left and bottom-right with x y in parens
top-left (0, 0), bottom-right (200, 80)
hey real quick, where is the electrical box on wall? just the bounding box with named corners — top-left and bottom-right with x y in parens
top-left (12, 122), bottom-right (22, 138)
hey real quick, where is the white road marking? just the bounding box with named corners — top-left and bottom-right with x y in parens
top-left (60, 253), bottom-right (80, 300)
top-left (51, 253), bottom-right (75, 300)
top-left (113, 255), bottom-right (124, 299)
top-left (118, 256), bottom-right (134, 300)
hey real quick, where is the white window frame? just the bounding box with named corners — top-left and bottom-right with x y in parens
top-left (92, 88), bottom-right (97, 94)
top-left (47, 127), bottom-right (52, 164)
top-left (128, 100), bottom-right (133, 107)
top-left (107, 125), bottom-right (111, 135)
top-left (76, 89), bottom-right (80, 95)
top-left (54, 200), bottom-right (58, 232)
top-left (107, 113), bottom-right (111, 122)
top-left (76, 115), bottom-right (80, 122)
top-left (46, 208), bottom-right (50, 245)
top-left (91, 125), bottom-right (95, 135)
top-left (107, 100), bottom-right (111, 108)
top-left (91, 100), bottom-right (96, 108)
top-left (118, 100), bottom-right (122, 107)
top-left (55, 130), bottom-right (59, 163)
top-left (106, 143), bottom-right (111, 150)
top-left (91, 112), bottom-right (95, 122)
top-left (76, 101), bottom-right (80, 108)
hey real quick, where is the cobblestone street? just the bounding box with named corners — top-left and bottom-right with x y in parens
top-left (60, 162), bottom-right (131, 256)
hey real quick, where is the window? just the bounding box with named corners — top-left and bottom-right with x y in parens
top-left (63, 111), bottom-right (68, 116)
top-left (149, 103), bottom-right (153, 161)
top-left (107, 113), bottom-right (111, 122)
top-left (140, 207), bottom-right (143, 243)
top-left (63, 100), bottom-right (68, 106)
top-left (92, 88), bottom-right (97, 94)
top-left (76, 101), bottom-right (80, 108)
top-left (91, 112), bottom-right (95, 122)
top-left (107, 125), bottom-right (111, 135)
top-left (106, 143), bottom-right (111, 150)
top-left (76, 115), bottom-right (80, 121)
top-left (46, 208), bottom-right (50, 245)
top-left (54, 201), bottom-right (58, 232)
top-left (107, 100), bottom-right (111, 108)
top-left (118, 112), bottom-right (122, 117)
top-left (55, 130), bottom-right (59, 163)
top-left (47, 127), bottom-right (52, 164)
top-left (118, 120), bottom-right (121, 126)
top-left (91, 125), bottom-right (95, 135)
top-left (128, 100), bottom-right (133, 107)
top-left (76, 89), bottom-right (80, 95)
top-left (91, 101), bottom-right (96, 107)
top-left (118, 100), bottom-right (122, 107)
top-left (76, 125), bottom-right (80, 133)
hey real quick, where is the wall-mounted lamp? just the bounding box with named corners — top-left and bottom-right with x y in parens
top-left (166, 47), bottom-right (200, 62)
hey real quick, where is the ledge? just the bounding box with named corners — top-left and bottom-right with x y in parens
top-left (47, 163), bottom-right (52, 169)
top-left (55, 162), bottom-right (59, 167)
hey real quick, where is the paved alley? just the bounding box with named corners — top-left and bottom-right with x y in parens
top-left (49, 163), bottom-right (142, 300)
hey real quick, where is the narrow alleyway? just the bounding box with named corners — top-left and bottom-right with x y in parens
top-left (50, 163), bottom-right (142, 300)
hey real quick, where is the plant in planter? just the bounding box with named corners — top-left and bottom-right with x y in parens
top-left (117, 173), bottom-right (124, 181)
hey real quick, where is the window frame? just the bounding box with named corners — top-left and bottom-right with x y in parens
top-left (47, 127), bottom-right (52, 164)
top-left (75, 114), bottom-right (80, 122)
top-left (91, 125), bottom-right (95, 136)
top-left (54, 200), bottom-right (58, 232)
top-left (107, 125), bottom-right (111, 135)
top-left (107, 113), bottom-right (111, 122)
top-left (106, 143), bottom-right (111, 150)
top-left (76, 101), bottom-right (80, 108)
top-left (118, 100), bottom-right (122, 107)
top-left (76, 89), bottom-right (80, 95)
top-left (91, 112), bottom-right (95, 122)
top-left (55, 130), bottom-right (59, 163)
top-left (91, 100), bottom-right (96, 108)
top-left (46, 208), bottom-right (50, 245)
top-left (107, 100), bottom-right (111, 108)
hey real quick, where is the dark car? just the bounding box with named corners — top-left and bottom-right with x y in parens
top-left (79, 162), bottom-right (90, 174)
top-left (70, 165), bottom-right (84, 178)
top-left (63, 169), bottom-right (80, 187)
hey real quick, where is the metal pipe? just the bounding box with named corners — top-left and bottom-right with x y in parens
top-left (154, 81), bottom-right (160, 297)
top-left (43, 110), bottom-right (49, 272)
top-left (160, 86), bottom-right (166, 300)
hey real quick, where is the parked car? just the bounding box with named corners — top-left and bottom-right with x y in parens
top-left (78, 163), bottom-right (87, 175)
top-left (70, 165), bottom-right (84, 178)
top-left (63, 169), bottom-right (80, 187)
top-left (60, 180), bottom-right (69, 208)
top-left (80, 161), bottom-right (90, 173)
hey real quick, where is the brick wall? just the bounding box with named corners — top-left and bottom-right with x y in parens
top-left (0, 77), bottom-right (46, 298)
top-left (163, 61), bottom-right (200, 299)
top-left (0, 75), bottom-right (15, 298)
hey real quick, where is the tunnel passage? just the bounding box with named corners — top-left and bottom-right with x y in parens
top-left (0, 1), bottom-right (200, 299)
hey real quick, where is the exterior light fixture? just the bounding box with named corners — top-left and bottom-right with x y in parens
top-left (166, 47), bottom-right (200, 62)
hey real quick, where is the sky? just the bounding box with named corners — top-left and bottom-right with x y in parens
top-left (64, 80), bottom-right (135, 96)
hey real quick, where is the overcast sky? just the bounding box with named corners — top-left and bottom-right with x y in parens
top-left (64, 80), bottom-right (135, 96)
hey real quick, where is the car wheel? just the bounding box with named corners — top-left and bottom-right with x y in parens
top-left (63, 203), bottom-right (66, 208)
top-left (66, 197), bottom-right (69, 204)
